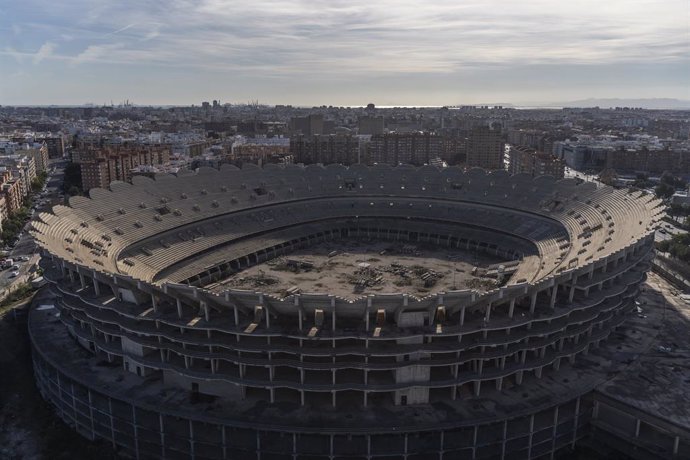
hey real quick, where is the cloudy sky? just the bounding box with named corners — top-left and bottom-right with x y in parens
top-left (1, 0), bottom-right (688, 106)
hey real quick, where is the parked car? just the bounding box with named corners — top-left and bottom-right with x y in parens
top-left (9, 271), bottom-right (19, 278)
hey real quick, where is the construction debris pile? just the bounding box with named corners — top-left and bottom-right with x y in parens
top-left (347, 263), bottom-right (384, 291)
top-left (269, 258), bottom-right (315, 273)
top-left (227, 270), bottom-right (279, 288)
top-left (345, 261), bottom-right (446, 292)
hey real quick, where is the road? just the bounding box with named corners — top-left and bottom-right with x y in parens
top-left (0, 160), bottom-right (66, 293)
top-left (655, 221), bottom-right (686, 243)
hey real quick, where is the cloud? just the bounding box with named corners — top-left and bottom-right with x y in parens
top-left (2, 0), bottom-right (689, 104)
top-left (103, 23), bottom-right (136, 38)
top-left (6, 0), bottom-right (689, 74)
top-left (33, 41), bottom-right (56, 64)
top-left (72, 43), bottom-right (125, 64)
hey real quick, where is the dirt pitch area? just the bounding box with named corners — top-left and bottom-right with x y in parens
top-left (217, 239), bottom-right (511, 298)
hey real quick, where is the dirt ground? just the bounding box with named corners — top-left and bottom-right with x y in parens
top-left (219, 239), bottom-right (510, 298)
top-left (0, 297), bottom-right (119, 460)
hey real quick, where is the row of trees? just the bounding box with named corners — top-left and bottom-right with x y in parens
top-left (656, 233), bottom-right (690, 264)
top-left (0, 171), bottom-right (48, 246)
top-left (654, 172), bottom-right (688, 199)
top-left (63, 162), bottom-right (82, 196)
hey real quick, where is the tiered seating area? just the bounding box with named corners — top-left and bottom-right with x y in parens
top-left (33, 165), bottom-right (661, 292)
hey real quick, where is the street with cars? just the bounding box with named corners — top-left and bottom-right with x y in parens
top-left (0, 160), bottom-right (65, 293)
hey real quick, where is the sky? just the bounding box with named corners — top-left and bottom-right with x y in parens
top-left (0, 0), bottom-right (688, 106)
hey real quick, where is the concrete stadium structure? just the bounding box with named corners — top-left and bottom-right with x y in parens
top-left (29, 164), bottom-right (665, 459)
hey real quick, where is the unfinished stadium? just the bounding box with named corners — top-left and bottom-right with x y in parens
top-left (29, 164), bottom-right (666, 459)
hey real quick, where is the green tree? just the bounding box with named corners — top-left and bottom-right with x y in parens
top-left (63, 162), bottom-right (83, 194)
top-left (656, 240), bottom-right (670, 252)
top-left (655, 183), bottom-right (675, 199)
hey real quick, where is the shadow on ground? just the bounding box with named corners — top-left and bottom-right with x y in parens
top-left (0, 298), bottom-right (119, 460)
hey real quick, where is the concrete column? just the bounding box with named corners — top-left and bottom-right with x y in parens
top-left (159, 414), bottom-right (165, 459)
top-left (527, 414), bottom-right (535, 459)
top-left (485, 302), bottom-right (492, 322)
top-left (79, 272), bottom-right (86, 289)
top-left (635, 419), bottom-right (641, 438)
top-left (87, 389), bottom-right (95, 440)
top-left (93, 278), bottom-right (101, 296)
top-left (255, 431), bottom-right (259, 458)
top-left (108, 398), bottom-right (116, 449)
top-left (203, 302), bottom-right (210, 322)
top-left (550, 284), bottom-right (558, 309)
top-left (176, 299), bottom-right (183, 318)
top-left (550, 406), bottom-right (559, 459)
top-left (569, 284), bottom-right (576, 303)
top-left (508, 298), bottom-right (515, 318)
top-left (460, 306), bottom-right (466, 326)
top-left (530, 292), bottom-right (537, 314)
top-left (222, 426), bottom-right (227, 459)
top-left (501, 420), bottom-right (508, 460)
top-left (132, 405), bottom-right (140, 460)
top-left (473, 380), bottom-right (481, 396)
top-left (331, 297), bottom-right (336, 332)
top-left (472, 426), bottom-right (478, 459)
top-left (571, 397), bottom-right (581, 448)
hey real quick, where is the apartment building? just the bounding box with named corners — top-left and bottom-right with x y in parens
top-left (508, 145), bottom-right (565, 178)
top-left (466, 126), bottom-right (505, 170)
top-left (368, 132), bottom-right (442, 166)
top-left (75, 142), bottom-right (172, 190)
top-left (290, 134), bottom-right (360, 165)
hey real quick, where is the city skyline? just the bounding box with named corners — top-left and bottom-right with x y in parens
top-left (1, 0), bottom-right (689, 106)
